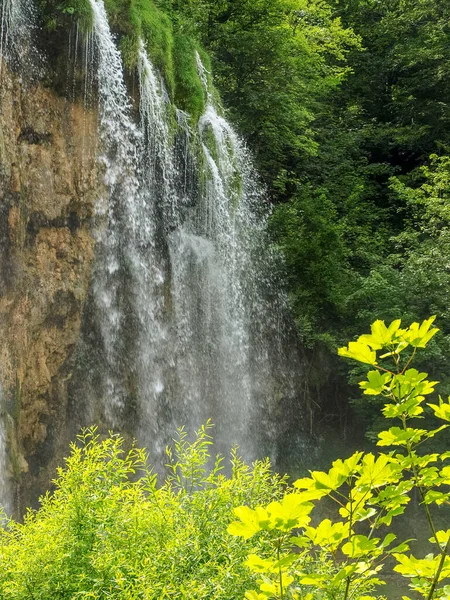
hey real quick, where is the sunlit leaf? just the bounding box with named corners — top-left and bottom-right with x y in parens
top-left (401, 316), bottom-right (439, 348)
top-left (428, 396), bottom-right (450, 422)
top-left (338, 341), bottom-right (377, 365)
top-left (228, 506), bottom-right (267, 539)
top-left (360, 371), bottom-right (392, 395)
top-left (377, 427), bottom-right (427, 447)
top-left (267, 494), bottom-right (313, 530)
top-left (359, 318), bottom-right (402, 349)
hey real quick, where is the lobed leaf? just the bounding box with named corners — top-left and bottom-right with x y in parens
top-left (360, 370), bottom-right (392, 395)
top-left (377, 427), bottom-right (427, 447)
top-left (338, 341), bottom-right (377, 365)
top-left (358, 319), bottom-right (402, 350)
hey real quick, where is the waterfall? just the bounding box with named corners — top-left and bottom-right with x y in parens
top-left (1, 0), bottom-right (19, 67)
top-left (0, 0), bottom-right (40, 76)
top-left (85, 0), bottom-right (143, 425)
top-left (74, 0), bottom-right (301, 466)
top-left (0, 384), bottom-right (11, 516)
top-left (168, 103), bottom-right (257, 453)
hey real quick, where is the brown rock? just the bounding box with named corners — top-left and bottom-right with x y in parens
top-left (0, 64), bottom-right (101, 514)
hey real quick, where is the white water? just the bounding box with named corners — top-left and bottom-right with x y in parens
top-left (0, 384), bottom-right (11, 516)
top-left (0, 0), bottom-right (40, 77)
top-left (86, 0), bottom-right (143, 424)
top-left (75, 0), bottom-right (301, 465)
top-left (1, 0), bottom-right (19, 68)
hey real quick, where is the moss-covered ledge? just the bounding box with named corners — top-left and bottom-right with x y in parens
top-left (37, 0), bottom-right (214, 123)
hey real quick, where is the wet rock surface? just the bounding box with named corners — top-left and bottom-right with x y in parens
top-left (0, 63), bottom-right (100, 513)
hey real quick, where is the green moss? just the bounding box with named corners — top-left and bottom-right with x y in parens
top-left (200, 122), bottom-right (243, 211)
top-left (64, 0), bottom-right (93, 31)
top-left (140, 3), bottom-right (175, 94)
top-left (119, 34), bottom-right (140, 69)
top-left (173, 34), bottom-right (206, 122)
top-left (103, 0), bottom-right (207, 121)
top-left (102, 0), bottom-right (175, 94)
top-left (104, 0), bottom-right (136, 32)
top-left (39, 0), bottom-right (93, 34)
top-left (39, 0), bottom-right (217, 124)
top-left (201, 123), bottom-right (219, 163)
top-left (195, 45), bottom-right (212, 85)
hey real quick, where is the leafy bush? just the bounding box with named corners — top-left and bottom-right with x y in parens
top-left (0, 422), bottom-right (286, 599)
top-left (229, 317), bottom-right (450, 599)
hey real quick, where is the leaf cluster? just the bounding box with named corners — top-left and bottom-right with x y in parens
top-left (229, 318), bottom-right (450, 600)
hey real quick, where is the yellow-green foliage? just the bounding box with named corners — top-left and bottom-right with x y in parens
top-left (229, 317), bottom-right (450, 600)
top-left (0, 423), bottom-right (288, 599)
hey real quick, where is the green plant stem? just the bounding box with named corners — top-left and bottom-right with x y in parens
top-left (401, 348), bottom-right (417, 374)
top-left (348, 553), bottom-right (389, 600)
top-left (421, 489), bottom-right (439, 544)
top-left (367, 507), bottom-right (386, 539)
top-left (427, 536), bottom-right (450, 600)
top-left (343, 576), bottom-right (351, 600)
top-left (391, 405), bottom-right (447, 600)
top-left (342, 477), bottom-right (355, 600)
top-left (277, 538), bottom-right (284, 599)
top-left (25, 579), bottom-right (36, 600)
top-left (402, 423), bottom-right (440, 547)
top-left (402, 416), bottom-right (449, 600)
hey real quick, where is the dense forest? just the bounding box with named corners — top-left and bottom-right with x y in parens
top-left (183, 0), bottom-right (450, 437)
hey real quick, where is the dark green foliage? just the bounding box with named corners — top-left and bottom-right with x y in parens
top-left (270, 187), bottom-right (352, 343)
top-left (336, 0), bottom-right (450, 162)
top-left (196, 0), bottom-right (359, 199)
top-left (38, 0), bottom-right (93, 32)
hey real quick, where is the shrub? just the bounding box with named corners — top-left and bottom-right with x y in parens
top-left (0, 422), bottom-right (287, 599)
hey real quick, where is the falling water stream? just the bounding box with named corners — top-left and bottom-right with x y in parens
top-left (83, 0), bottom-right (143, 426)
top-left (75, 0), bottom-right (301, 466)
top-left (0, 0), bottom-right (19, 68)
top-left (0, 0), bottom-right (302, 503)
top-left (0, 0), bottom-right (40, 77)
top-left (0, 383), bottom-right (11, 515)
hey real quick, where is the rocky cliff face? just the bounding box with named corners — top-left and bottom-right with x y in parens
top-left (0, 63), bottom-right (100, 513)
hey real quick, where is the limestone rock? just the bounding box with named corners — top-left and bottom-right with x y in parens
top-left (0, 63), bottom-right (100, 513)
